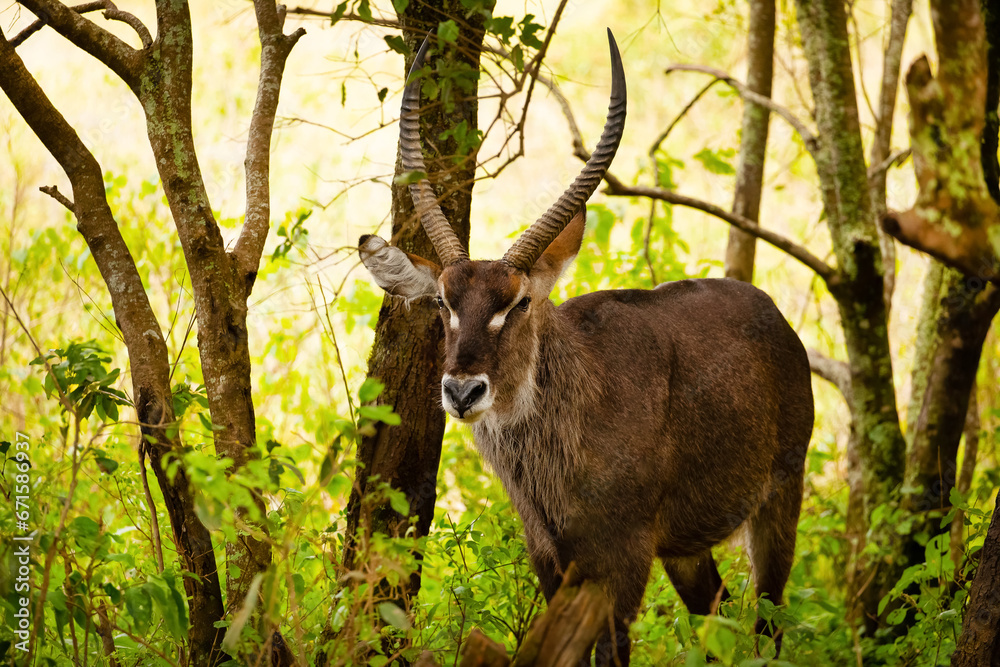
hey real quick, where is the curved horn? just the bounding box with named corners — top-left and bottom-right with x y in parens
top-left (502, 29), bottom-right (627, 272)
top-left (399, 34), bottom-right (469, 266)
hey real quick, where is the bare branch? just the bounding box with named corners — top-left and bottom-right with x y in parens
top-left (648, 79), bottom-right (718, 158)
top-left (807, 348), bottom-right (852, 400)
top-left (233, 1), bottom-right (307, 287)
top-left (17, 0), bottom-right (142, 87)
top-left (40, 184), bottom-right (75, 211)
top-left (286, 7), bottom-right (401, 30)
top-left (104, 1), bottom-right (153, 49)
top-left (867, 147), bottom-right (910, 180)
top-left (869, 0), bottom-right (913, 311)
top-left (665, 63), bottom-right (819, 158)
top-left (601, 176), bottom-right (838, 284)
top-left (10, 1), bottom-right (103, 47)
top-left (549, 79), bottom-right (838, 284)
top-left (0, 27), bottom-right (168, 382)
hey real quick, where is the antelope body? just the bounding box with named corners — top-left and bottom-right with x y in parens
top-left (360, 31), bottom-right (814, 665)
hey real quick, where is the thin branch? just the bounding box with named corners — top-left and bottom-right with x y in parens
top-left (549, 79), bottom-right (838, 284)
top-left (39, 184), bottom-right (75, 211)
top-left (869, 0), bottom-right (913, 312)
top-left (17, 0), bottom-right (143, 87)
top-left (870, 0), bottom-right (913, 169)
top-left (601, 176), bottom-right (838, 284)
top-left (807, 348), bottom-right (852, 400)
top-left (286, 7), bottom-right (401, 30)
top-left (649, 79), bottom-right (719, 158)
top-left (867, 147), bottom-right (910, 180)
top-left (232, 0), bottom-right (307, 288)
top-left (138, 449), bottom-right (166, 572)
top-left (665, 63), bottom-right (819, 157)
top-left (10, 0), bottom-right (104, 47)
top-left (103, 1), bottom-right (153, 49)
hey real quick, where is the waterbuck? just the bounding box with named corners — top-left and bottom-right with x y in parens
top-left (359, 30), bottom-right (814, 665)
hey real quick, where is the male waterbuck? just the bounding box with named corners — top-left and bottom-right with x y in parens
top-left (359, 30), bottom-right (814, 665)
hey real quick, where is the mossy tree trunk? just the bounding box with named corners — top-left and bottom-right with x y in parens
top-left (0, 1), bottom-right (303, 662)
top-left (342, 0), bottom-right (485, 600)
top-left (791, 0), bottom-right (909, 630)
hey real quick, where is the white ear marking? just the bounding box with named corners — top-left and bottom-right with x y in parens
top-left (359, 236), bottom-right (437, 303)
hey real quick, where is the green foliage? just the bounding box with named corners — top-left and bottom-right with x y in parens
top-left (30, 340), bottom-right (130, 423)
top-left (2, 4), bottom-right (998, 666)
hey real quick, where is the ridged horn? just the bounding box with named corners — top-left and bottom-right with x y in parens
top-left (502, 29), bottom-right (627, 272)
top-left (399, 33), bottom-right (469, 266)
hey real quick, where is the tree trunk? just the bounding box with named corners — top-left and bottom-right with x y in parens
top-left (0, 28), bottom-right (227, 665)
top-left (342, 0), bottom-right (485, 597)
top-left (791, 0), bottom-right (908, 631)
top-left (724, 0), bottom-right (774, 282)
top-left (138, 2), bottom-right (274, 609)
top-left (951, 492), bottom-right (1000, 666)
top-left (903, 273), bottom-right (1000, 569)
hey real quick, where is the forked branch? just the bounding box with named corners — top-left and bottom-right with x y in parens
top-left (17, 0), bottom-right (143, 87)
top-left (549, 75), bottom-right (837, 284)
top-left (233, 1), bottom-right (307, 285)
top-left (10, 0), bottom-right (103, 47)
top-left (883, 0), bottom-right (1000, 282)
top-left (665, 63), bottom-right (819, 158)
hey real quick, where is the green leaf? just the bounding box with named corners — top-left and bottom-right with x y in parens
top-left (518, 15), bottom-right (544, 49)
top-left (437, 20), bottom-right (460, 45)
top-left (357, 0), bottom-right (372, 22)
top-left (385, 35), bottom-right (408, 56)
top-left (103, 583), bottom-right (122, 605)
top-left (392, 0), bottom-right (409, 12)
top-left (71, 516), bottom-right (100, 540)
top-left (693, 147), bottom-right (736, 175)
top-left (358, 378), bottom-right (385, 403)
top-left (358, 404), bottom-right (401, 426)
top-left (124, 586), bottom-right (152, 632)
top-left (95, 456), bottom-right (119, 475)
top-left (393, 170), bottom-right (427, 186)
top-left (378, 602), bottom-right (411, 630)
top-left (387, 489), bottom-right (410, 516)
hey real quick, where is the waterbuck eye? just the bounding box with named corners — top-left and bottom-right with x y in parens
top-left (516, 296), bottom-right (531, 312)
top-left (435, 296), bottom-right (445, 309)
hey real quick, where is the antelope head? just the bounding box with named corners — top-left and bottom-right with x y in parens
top-left (360, 30), bottom-right (626, 423)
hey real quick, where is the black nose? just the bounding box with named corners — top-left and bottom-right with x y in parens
top-left (443, 378), bottom-right (487, 417)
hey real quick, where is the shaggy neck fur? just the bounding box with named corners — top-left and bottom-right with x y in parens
top-left (472, 301), bottom-right (598, 532)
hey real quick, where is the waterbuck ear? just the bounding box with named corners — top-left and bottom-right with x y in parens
top-left (529, 209), bottom-right (585, 296)
top-left (358, 234), bottom-right (441, 301)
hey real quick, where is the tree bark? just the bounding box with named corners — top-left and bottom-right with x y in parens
top-left (724, 0), bottom-right (774, 283)
top-left (952, 492), bottom-right (1000, 666)
top-left (342, 0), bottom-right (485, 597)
top-left (5, 0), bottom-right (303, 658)
top-left (903, 274), bottom-right (1000, 570)
top-left (791, 0), bottom-right (909, 631)
top-left (883, 0), bottom-right (1000, 282)
top-left (868, 0), bottom-right (912, 310)
top-left (0, 26), bottom-right (226, 665)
